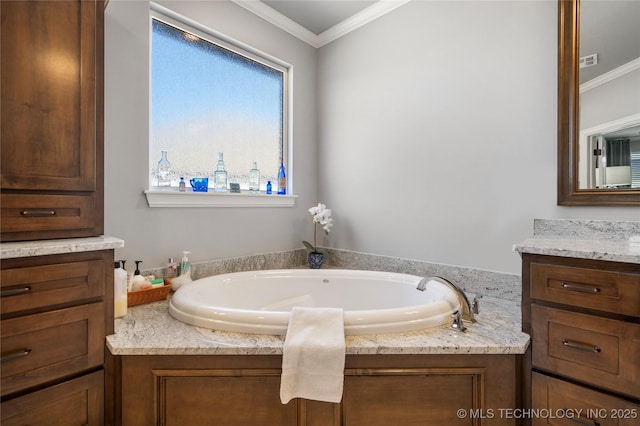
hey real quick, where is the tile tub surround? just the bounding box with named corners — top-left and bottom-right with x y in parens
top-left (144, 248), bottom-right (521, 303)
top-left (514, 219), bottom-right (640, 264)
top-left (107, 295), bottom-right (529, 356)
top-left (0, 235), bottom-right (125, 259)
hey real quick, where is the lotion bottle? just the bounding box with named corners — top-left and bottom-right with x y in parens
top-left (114, 261), bottom-right (128, 318)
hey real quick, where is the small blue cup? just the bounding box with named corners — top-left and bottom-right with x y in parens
top-left (189, 177), bottom-right (208, 192)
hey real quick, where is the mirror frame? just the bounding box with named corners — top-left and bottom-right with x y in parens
top-left (557, 0), bottom-right (640, 205)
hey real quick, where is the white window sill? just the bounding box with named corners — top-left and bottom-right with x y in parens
top-left (145, 189), bottom-right (297, 208)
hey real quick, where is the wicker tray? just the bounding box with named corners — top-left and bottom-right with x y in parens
top-left (127, 284), bottom-right (171, 307)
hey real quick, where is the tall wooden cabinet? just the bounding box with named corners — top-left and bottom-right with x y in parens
top-left (522, 254), bottom-right (640, 426)
top-left (0, 1), bottom-right (111, 424)
top-left (1, 0), bottom-right (104, 242)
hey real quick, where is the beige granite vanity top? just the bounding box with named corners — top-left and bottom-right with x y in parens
top-left (514, 219), bottom-right (640, 264)
top-left (0, 235), bottom-right (125, 259)
top-left (107, 295), bottom-right (529, 356)
top-left (514, 236), bottom-right (640, 264)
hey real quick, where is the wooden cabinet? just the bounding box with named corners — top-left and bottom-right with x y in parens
top-left (0, 251), bottom-right (114, 424)
top-left (522, 254), bottom-right (640, 425)
top-left (113, 353), bottom-right (520, 425)
top-left (1, 371), bottom-right (105, 426)
top-left (532, 373), bottom-right (639, 426)
top-left (0, 0), bottom-right (104, 241)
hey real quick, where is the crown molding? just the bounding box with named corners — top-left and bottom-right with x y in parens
top-left (231, 0), bottom-right (411, 48)
top-left (580, 57), bottom-right (640, 94)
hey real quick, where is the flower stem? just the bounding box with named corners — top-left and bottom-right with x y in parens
top-left (313, 222), bottom-right (317, 252)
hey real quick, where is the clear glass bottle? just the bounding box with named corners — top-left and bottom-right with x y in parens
top-left (179, 177), bottom-right (186, 192)
top-left (157, 150), bottom-right (171, 188)
top-left (214, 152), bottom-right (228, 192)
top-left (249, 161), bottom-right (260, 193)
top-left (277, 159), bottom-right (286, 195)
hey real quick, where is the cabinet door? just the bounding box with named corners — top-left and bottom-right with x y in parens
top-left (1, 0), bottom-right (97, 191)
top-left (1, 302), bottom-right (105, 397)
top-left (1, 370), bottom-right (104, 426)
top-left (531, 305), bottom-right (640, 399)
top-left (532, 372), bottom-right (640, 426)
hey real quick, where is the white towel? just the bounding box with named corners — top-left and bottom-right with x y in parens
top-left (280, 307), bottom-right (346, 404)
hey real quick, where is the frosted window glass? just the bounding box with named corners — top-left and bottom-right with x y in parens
top-left (151, 18), bottom-right (285, 190)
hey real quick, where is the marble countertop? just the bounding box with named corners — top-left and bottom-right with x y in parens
top-left (107, 295), bottom-right (530, 356)
top-left (0, 235), bottom-right (125, 259)
top-left (514, 236), bottom-right (640, 264)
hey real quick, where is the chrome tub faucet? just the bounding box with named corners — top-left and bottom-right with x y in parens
top-left (416, 276), bottom-right (477, 331)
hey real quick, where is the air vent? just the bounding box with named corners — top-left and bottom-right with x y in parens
top-left (580, 53), bottom-right (599, 69)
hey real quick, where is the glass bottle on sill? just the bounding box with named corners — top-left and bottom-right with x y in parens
top-left (277, 159), bottom-right (286, 195)
top-left (249, 162), bottom-right (260, 193)
top-left (214, 152), bottom-right (228, 192)
top-left (157, 150), bottom-right (171, 189)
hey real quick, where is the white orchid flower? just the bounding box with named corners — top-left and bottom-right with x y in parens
top-left (302, 203), bottom-right (334, 254)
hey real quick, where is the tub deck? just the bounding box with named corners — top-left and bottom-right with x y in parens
top-left (107, 294), bottom-right (529, 355)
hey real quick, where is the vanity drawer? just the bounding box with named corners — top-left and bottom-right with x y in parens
top-left (1, 258), bottom-right (106, 316)
top-left (532, 372), bottom-right (639, 426)
top-left (531, 305), bottom-right (640, 399)
top-left (0, 302), bottom-right (105, 397)
top-left (0, 370), bottom-right (104, 426)
top-left (0, 192), bottom-right (102, 242)
top-left (530, 262), bottom-right (640, 317)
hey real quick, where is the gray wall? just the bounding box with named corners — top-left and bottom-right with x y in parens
top-left (105, 0), bottom-right (638, 276)
top-left (105, 0), bottom-right (318, 270)
top-left (316, 0), bottom-right (639, 275)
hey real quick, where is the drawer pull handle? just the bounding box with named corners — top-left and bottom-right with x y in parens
top-left (20, 210), bottom-right (56, 217)
top-left (561, 282), bottom-right (601, 294)
top-left (0, 348), bottom-right (32, 363)
top-left (0, 286), bottom-right (32, 297)
top-left (562, 339), bottom-right (601, 353)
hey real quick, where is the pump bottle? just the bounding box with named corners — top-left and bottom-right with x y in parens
top-left (179, 251), bottom-right (192, 279)
top-left (114, 261), bottom-right (128, 318)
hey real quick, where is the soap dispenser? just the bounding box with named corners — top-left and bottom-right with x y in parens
top-left (171, 251), bottom-right (193, 291)
top-left (179, 251), bottom-right (192, 278)
top-left (131, 260), bottom-right (147, 290)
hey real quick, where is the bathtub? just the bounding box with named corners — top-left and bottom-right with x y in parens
top-left (168, 269), bottom-right (462, 335)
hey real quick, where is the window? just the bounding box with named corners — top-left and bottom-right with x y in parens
top-left (149, 8), bottom-right (289, 196)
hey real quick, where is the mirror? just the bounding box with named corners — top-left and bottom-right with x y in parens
top-left (557, 0), bottom-right (640, 205)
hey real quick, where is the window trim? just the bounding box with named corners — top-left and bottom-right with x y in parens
top-left (145, 190), bottom-right (297, 208)
top-left (146, 3), bottom-right (294, 208)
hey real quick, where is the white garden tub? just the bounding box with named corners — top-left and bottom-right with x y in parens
top-left (168, 269), bottom-right (461, 335)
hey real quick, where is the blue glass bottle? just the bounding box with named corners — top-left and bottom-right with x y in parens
top-left (277, 160), bottom-right (286, 195)
top-left (266, 181), bottom-right (272, 194)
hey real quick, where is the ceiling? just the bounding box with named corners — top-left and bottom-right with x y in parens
top-left (231, 0), bottom-right (408, 48)
top-left (262, 1), bottom-right (376, 35)
top-left (579, 0), bottom-right (640, 84)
